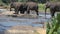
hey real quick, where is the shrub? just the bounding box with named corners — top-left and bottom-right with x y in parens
top-left (47, 13), bottom-right (60, 34)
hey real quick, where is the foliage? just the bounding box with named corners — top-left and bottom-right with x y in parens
top-left (1, 0), bottom-right (18, 5)
top-left (0, 0), bottom-right (60, 5)
top-left (38, 4), bottom-right (45, 11)
top-left (47, 13), bottom-right (60, 34)
top-left (2, 0), bottom-right (10, 5)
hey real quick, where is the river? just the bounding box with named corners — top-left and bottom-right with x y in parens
top-left (0, 9), bottom-right (51, 34)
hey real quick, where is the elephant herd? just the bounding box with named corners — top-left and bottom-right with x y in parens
top-left (10, 2), bottom-right (39, 16)
top-left (10, 2), bottom-right (60, 18)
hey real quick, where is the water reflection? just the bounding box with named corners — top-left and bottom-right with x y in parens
top-left (0, 13), bottom-right (51, 29)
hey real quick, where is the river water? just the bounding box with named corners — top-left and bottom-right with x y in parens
top-left (0, 9), bottom-right (51, 32)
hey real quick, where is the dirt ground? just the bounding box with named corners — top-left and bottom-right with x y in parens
top-left (5, 26), bottom-right (46, 34)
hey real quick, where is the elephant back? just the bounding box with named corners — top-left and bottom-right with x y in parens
top-left (10, 2), bottom-right (24, 8)
top-left (26, 2), bottom-right (38, 7)
top-left (26, 2), bottom-right (38, 10)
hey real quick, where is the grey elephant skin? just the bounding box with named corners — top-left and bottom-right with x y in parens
top-left (26, 2), bottom-right (39, 15)
top-left (10, 2), bottom-right (26, 14)
top-left (45, 2), bottom-right (60, 17)
top-left (10, 2), bottom-right (39, 15)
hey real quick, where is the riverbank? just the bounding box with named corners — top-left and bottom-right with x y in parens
top-left (4, 26), bottom-right (46, 34)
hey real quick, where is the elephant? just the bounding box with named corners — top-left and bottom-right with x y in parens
top-left (10, 2), bottom-right (26, 14)
top-left (25, 2), bottom-right (39, 15)
top-left (10, 2), bottom-right (39, 15)
top-left (45, 2), bottom-right (60, 17)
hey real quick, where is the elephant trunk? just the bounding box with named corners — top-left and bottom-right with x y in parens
top-left (45, 7), bottom-right (47, 18)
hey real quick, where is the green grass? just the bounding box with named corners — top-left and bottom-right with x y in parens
top-left (38, 4), bottom-right (45, 10)
top-left (38, 3), bottom-right (50, 12)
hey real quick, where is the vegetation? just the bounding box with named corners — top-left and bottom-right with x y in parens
top-left (47, 13), bottom-right (60, 34)
top-left (0, 0), bottom-right (60, 11)
top-left (0, 0), bottom-right (60, 5)
top-left (38, 4), bottom-right (45, 11)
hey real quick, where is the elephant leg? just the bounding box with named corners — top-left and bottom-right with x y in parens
top-left (27, 10), bottom-right (30, 14)
top-left (22, 11), bottom-right (25, 14)
top-left (20, 11), bottom-right (22, 14)
top-left (52, 11), bottom-right (55, 17)
top-left (26, 6), bottom-right (30, 14)
top-left (10, 8), bottom-right (11, 11)
top-left (50, 10), bottom-right (55, 17)
top-left (10, 7), bottom-right (12, 11)
top-left (14, 8), bottom-right (19, 14)
top-left (35, 10), bottom-right (39, 15)
top-left (45, 7), bottom-right (48, 18)
top-left (20, 11), bottom-right (24, 14)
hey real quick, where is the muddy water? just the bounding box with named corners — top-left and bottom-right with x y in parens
top-left (0, 9), bottom-right (51, 31)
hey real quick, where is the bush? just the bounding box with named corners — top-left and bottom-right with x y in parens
top-left (47, 13), bottom-right (60, 34)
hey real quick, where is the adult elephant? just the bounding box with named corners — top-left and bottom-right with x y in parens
top-left (10, 2), bottom-right (26, 14)
top-left (45, 2), bottom-right (60, 17)
top-left (26, 2), bottom-right (39, 15)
